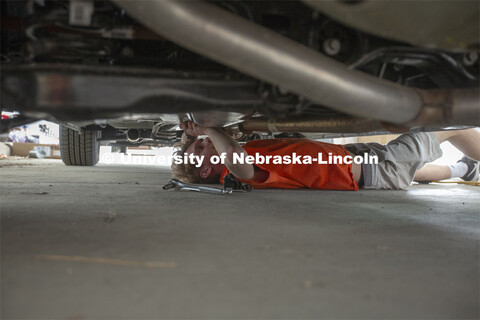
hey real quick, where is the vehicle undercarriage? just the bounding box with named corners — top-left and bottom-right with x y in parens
top-left (1, 0), bottom-right (479, 165)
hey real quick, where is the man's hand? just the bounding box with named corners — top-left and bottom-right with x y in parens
top-left (180, 121), bottom-right (207, 137)
top-left (180, 121), bottom-right (267, 181)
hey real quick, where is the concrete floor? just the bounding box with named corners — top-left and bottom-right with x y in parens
top-left (1, 159), bottom-right (479, 319)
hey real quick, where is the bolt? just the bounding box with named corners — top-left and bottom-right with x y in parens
top-left (463, 51), bottom-right (478, 66)
top-left (323, 38), bottom-right (341, 56)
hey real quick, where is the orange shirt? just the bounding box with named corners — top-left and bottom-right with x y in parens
top-left (220, 139), bottom-right (359, 190)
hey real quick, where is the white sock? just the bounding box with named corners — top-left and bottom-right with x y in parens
top-left (449, 162), bottom-right (468, 178)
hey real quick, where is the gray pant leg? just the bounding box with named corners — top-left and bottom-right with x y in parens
top-left (345, 132), bottom-right (443, 190)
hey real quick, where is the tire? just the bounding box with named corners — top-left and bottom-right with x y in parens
top-left (60, 126), bottom-right (99, 166)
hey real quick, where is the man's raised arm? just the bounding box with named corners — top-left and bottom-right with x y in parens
top-left (181, 122), bottom-right (267, 181)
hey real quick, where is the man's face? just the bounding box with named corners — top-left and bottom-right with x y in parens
top-left (185, 137), bottom-right (219, 167)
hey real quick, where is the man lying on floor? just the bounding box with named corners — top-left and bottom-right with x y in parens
top-left (171, 121), bottom-right (480, 190)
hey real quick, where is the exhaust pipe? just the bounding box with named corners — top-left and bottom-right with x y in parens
top-left (113, 0), bottom-right (479, 126)
top-left (239, 115), bottom-right (384, 133)
top-left (126, 129), bottom-right (140, 143)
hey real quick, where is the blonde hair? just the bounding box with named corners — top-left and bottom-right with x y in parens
top-left (171, 133), bottom-right (221, 184)
top-left (171, 134), bottom-right (200, 183)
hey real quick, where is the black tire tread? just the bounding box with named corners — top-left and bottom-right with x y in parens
top-left (60, 126), bottom-right (98, 166)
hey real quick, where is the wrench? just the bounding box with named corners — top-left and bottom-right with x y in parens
top-left (163, 179), bottom-right (230, 195)
top-left (163, 177), bottom-right (252, 195)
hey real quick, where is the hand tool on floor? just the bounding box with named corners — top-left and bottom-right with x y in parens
top-left (163, 175), bottom-right (252, 195)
